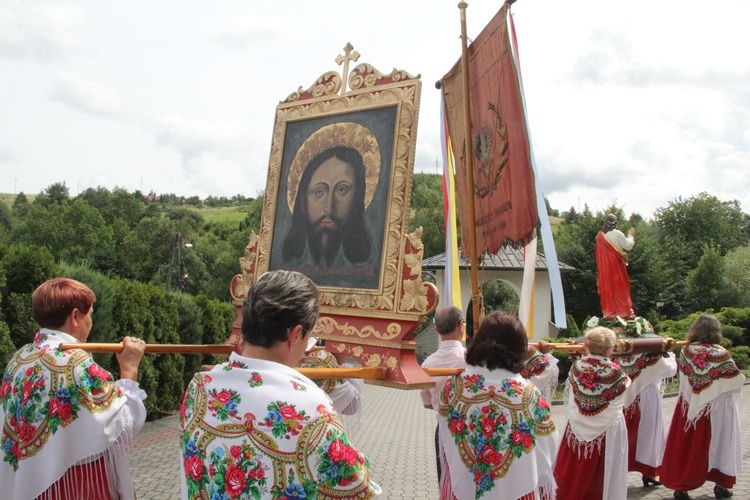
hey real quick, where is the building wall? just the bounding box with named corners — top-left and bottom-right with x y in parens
top-left (434, 268), bottom-right (556, 339)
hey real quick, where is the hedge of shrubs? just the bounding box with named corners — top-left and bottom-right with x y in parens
top-left (0, 249), bottom-right (235, 420)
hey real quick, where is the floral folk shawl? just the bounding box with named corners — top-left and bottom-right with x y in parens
top-left (678, 343), bottom-right (745, 422)
top-left (618, 352), bottom-right (676, 409)
top-left (438, 366), bottom-right (557, 500)
top-left (298, 349), bottom-right (362, 436)
top-left (179, 352), bottom-right (380, 500)
top-left (520, 348), bottom-right (559, 403)
top-left (0, 329), bottom-right (137, 500)
top-left (566, 355), bottom-right (630, 443)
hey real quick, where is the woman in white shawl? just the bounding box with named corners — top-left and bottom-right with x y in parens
top-left (438, 311), bottom-right (558, 500)
top-left (553, 326), bottom-right (631, 500)
top-left (0, 278), bottom-right (147, 500)
top-left (660, 314), bottom-right (745, 500)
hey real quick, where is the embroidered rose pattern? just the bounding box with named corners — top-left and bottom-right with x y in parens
top-left (443, 377), bottom-right (555, 498)
top-left (500, 379), bottom-right (522, 398)
top-left (619, 353), bottom-right (662, 382)
top-left (464, 374), bottom-right (486, 394)
top-left (180, 383), bottom-right (195, 422)
top-left (571, 356), bottom-right (628, 417)
top-left (519, 348), bottom-right (550, 379)
top-left (179, 355), bottom-right (377, 500)
top-left (1, 364), bottom-right (48, 469)
top-left (317, 427), bottom-right (368, 489)
top-left (248, 372), bottom-right (263, 388)
top-left (1, 336), bottom-right (121, 471)
top-left (78, 359), bottom-right (114, 396)
top-left (290, 380), bottom-right (307, 392)
top-left (182, 433), bottom-right (269, 500)
top-left (208, 388), bottom-right (242, 421)
top-left (225, 359), bottom-right (249, 370)
top-left (577, 371), bottom-right (602, 390)
top-left (40, 385), bottom-right (79, 434)
top-left (681, 343), bottom-right (741, 394)
top-left (263, 401), bottom-right (308, 439)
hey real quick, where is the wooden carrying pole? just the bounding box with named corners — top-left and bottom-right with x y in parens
top-left (58, 343), bottom-right (385, 380)
top-left (61, 339), bottom-right (687, 380)
top-left (425, 338), bottom-right (689, 377)
top-left (457, 1), bottom-right (483, 335)
top-left (60, 342), bottom-right (236, 356)
top-left (60, 343), bottom-right (327, 356)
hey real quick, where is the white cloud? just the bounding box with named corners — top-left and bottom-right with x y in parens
top-left (139, 114), bottom-right (268, 198)
top-left (206, 14), bottom-right (289, 50)
top-left (49, 71), bottom-right (125, 119)
top-left (0, 2), bottom-right (87, 61)
top-left (1, 0), bottom-right (749, 216)
top-left (0, 147), bottom-right (17, 163)
top-left (147, 114), bottom-right (252, 159)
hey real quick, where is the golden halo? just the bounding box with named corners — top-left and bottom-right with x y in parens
top-left (287, 122), bottom-right (381, 214)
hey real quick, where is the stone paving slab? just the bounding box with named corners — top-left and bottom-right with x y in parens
top-left (133, 384), bottom-right (750, 499)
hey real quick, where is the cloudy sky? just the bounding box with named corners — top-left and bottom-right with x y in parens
top-left (1, 0), bottom-right (748, 218)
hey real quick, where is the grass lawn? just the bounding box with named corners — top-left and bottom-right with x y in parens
top-left (195, 205), bottom-right (252, 225)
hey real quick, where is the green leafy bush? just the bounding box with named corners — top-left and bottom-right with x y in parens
top-left (0, 321), bottom-right (15, 370)
top-left (729, 346), bottom-right (750, 370)
top-left (175, 292), bottom-right (204, 387)
top-left (555, 314), bottom-right (580, 339)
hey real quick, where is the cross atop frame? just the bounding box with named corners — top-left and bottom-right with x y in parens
top-left (335, 42), bottom-right (360, 95)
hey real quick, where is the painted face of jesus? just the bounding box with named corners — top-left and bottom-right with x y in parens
top-left (306, 157), bottom-right (356, 257)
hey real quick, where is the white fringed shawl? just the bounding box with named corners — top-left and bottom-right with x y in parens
top-left (0, 329), bottom-right (146, 500)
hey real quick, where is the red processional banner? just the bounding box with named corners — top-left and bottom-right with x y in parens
top-left (441, 4), bottom-right (538, 256)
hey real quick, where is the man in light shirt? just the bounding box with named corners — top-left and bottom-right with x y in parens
top-left (420, 306), bottom-right (467, 482)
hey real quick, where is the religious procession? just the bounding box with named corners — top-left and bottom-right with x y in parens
top-left (1, 1), bottom-right (748, 500)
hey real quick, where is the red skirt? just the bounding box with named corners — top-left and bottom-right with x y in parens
top-left (660, 396), bottom-right (735, 491)
top-left (553, 424), bottom-right (605, 500)
top-left (36, 457), bottom-right (114, 500)
top-left (624, 401), bottom-right (659, 477)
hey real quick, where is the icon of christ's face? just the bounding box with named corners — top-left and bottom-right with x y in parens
top-left (305, 157), bottom-right (356, 258)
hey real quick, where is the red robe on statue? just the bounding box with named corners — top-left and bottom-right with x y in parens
top-left (595, 231), bottom-right (634, 318)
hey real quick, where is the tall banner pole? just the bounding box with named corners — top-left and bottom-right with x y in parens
top-left (458, 1), bottom-right (483, 335)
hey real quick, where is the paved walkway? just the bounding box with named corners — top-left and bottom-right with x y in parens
top-left (133, 384), bottom-right (750, 499)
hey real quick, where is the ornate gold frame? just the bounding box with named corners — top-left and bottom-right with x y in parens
top-left (231, 44), bottom-right (437, 322)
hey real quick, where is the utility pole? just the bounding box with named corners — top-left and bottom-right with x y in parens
top-left (166, 233), bottom-right (181, 291)
top-left (178, 236), bottom-right (186, 291)
top-left (167, 233), bottom-right (192, 292)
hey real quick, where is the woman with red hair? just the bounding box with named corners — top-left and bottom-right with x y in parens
top-left (0, 278), bottom-right (147, 499)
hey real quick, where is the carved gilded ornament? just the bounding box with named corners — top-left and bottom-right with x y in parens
top-left (230, 231), bottom-right (259, 301)
top-left (315, 316), bottom-right (401, 341)
top-left (225, 45), bottom-right (439, 388)
top-left (247, 45), bottom-right (436, 319)
top-left (330, 342), bottom-right (400, 373)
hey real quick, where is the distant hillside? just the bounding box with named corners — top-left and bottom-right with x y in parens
top-left (0, 193), bottom-right (36, 205)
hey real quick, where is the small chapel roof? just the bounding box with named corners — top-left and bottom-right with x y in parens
top-left (422, 246), bottom-right (576, 273)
